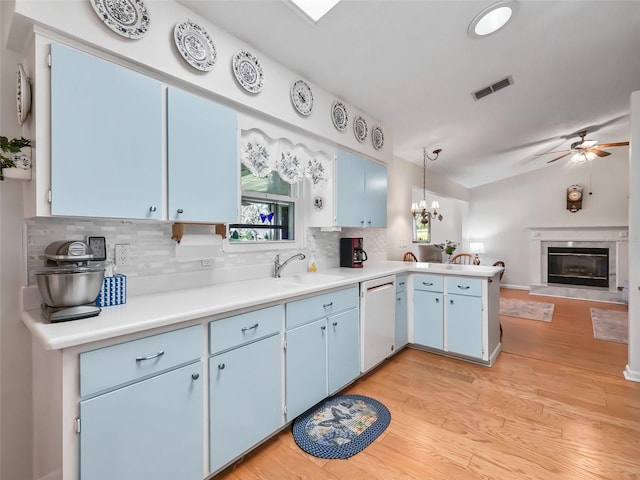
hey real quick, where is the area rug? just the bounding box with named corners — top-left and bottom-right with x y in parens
top-left (591, 308), bottom-right (628, 344)
top-left (292, 394), bottom-right (391, 459)
top-left (499, 298), bottom-right (555, 322)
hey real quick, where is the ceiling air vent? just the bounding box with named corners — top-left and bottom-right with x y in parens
top-left (472, 75), bottom-right (514, 100)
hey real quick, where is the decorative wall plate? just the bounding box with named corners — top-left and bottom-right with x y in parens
top-left (291, 80), bottom-right (314, 116)
top-left (174, 20), bottom-right (216, 71)
top-left (353, 115), bottom-right (368, 143)
top-left (371, 125), bottom-right (384, 150)
top-left (331, 101), bottom-right (348, 131)
top-left (16, 64), bottom-right (31, 126)
top-left (90, 0), bottom-right (150, 40)
top-left (232, 50), bottom-right (264, 94)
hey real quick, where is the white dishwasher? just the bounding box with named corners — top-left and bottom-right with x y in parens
top-left (360, 275), bottom-right (396, 373)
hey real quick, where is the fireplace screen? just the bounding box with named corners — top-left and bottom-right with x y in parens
top-left (547, 247), bottom-right (609, 288)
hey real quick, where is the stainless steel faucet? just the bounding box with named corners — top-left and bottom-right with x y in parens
top-left (274, 252), bottom-right (306, 278)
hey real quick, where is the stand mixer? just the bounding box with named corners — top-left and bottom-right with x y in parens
top-left (35, 240), bottom-right (105, 322)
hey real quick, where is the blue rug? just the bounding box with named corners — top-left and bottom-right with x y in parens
top-left (292, 394), bottom-right (391, 459)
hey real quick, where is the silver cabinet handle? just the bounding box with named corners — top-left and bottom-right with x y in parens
top-left (241, 323), bottom-right (259, 332)
top-left (191, 373), bottom-right (200, 380)
top-left (177, 208), bottom-right (184, 214)
top-left (450, 299), bottom-right (454, 304)
top-left (321, 325), bottom-right (326, 331)
top-left (422, 282), bottom-right (434, 286)
top-left (367, 220), bottom-right (372, 225)
top-left (333, 321), bottom-right (338, 327)
top-left (457, 285), bottom-right (470, 290)
top-left (399, 282), bottom-right (405, 286)
top-left (435, 298), bottom-right (440, 303)
top-left (149, 206), bottom-right (157, 212)
top-left (322, 302), bottom-right (333, 309)
top-left (360, 220), bottom-right (365, 224)
top-left (218, 363), bottom-right (225, 370)
top-left (397, 297), bottom-right (401, 301)
top-left (135, 350), bottom-right (164, 362)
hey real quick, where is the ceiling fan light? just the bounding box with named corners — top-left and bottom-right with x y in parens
top-left (468, 1), bottom-right (517, 38)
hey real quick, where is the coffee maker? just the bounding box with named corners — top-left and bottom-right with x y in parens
top-left (340, 237), bottom-right (368, 268)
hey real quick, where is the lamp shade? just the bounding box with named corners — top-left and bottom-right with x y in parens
top-left (470, 242), bottom-right (485, 254)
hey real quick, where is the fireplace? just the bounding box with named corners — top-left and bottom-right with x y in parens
top-left (547, 247), bottom-right (609, 288)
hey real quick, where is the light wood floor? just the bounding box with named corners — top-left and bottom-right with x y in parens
top-left (215, 288), bottom-right (638, 480)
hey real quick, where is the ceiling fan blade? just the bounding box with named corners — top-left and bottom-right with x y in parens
top-left (547, 152), bottom-right (572, 164)
top-left (589, 148), bottom-right (611, 158)
top-left (534, 149), bottom-right (570, 156)
top-left (596, 141), bottom-right (629, 148)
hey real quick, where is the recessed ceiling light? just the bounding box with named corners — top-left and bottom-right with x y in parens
top-left (468, 0), bottom-right (517, 38)
top-left (288, 0), bottom-right (342, 22)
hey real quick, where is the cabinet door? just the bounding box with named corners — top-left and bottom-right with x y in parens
top-left (209, 334), bottom-right (282, 473)
top-left (79, 363), bottom-right (203, 480)
top-left (167, 87), bottom-right (238, 223)
top-left (446, 294), bottom-right (483, 358)
top-left (51, 42), bottom-right (162, 219)
top-left (364, 159), bottom-right (388, 227)
top-left (413, 290), bottom-right (444, 349)
top-left (327, 308), bottom-right (360, 394)
top-left (395, 290), bottom-right (408, 348)
top-left (285, 319), bottom-right (327, 420)
top-left (335, 149), bottom-right (365, 227)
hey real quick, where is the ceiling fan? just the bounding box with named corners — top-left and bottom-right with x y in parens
top-left (536, 130), bottom-right (629, 164)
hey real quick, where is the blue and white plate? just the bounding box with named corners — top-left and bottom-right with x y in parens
top-left (331, 101), bottom-right (348, 131)
top-left (353, 115), bottom-right (368, 143)
top-left (232, 50), bottom-right (264, 94)
top-left (371, 125), bottom-right (384, 150)
top-left (90, 0), bottom-right (150, 39)
top-left (174, 20), bottom-right (217, 71)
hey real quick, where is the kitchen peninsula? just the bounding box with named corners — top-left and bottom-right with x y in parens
top-left (23, 261), bottom-right (502, 480)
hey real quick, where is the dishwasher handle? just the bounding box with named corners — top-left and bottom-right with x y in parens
top-left (366, 282), bottom-right (394, 293)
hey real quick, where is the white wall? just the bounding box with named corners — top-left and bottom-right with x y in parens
top-left (467, 149), bottom-right (629, 285)
top-left (0, 3), bottom-right (33, 479)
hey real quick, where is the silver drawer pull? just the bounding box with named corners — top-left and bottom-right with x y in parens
top-left (321, 325), bottom-right (326, 331)
top-left (435, 298), bottom-right (440, 303)
top-left (457, 285), bottom-right (470, 290)
top-left (191, 373), bottom-right (200, 380)
top-left (322, 302), bottom-right (333, 309)
top-left (218, 363), bottom-right (225, 370)
top-left (333, 321), bottom-right (338, 327)
top-left (135, 350), bottom-right (164, 362)
top-left (422, 282), bottom-right (434, 286)
top-left (241, 323), bottom-right (259, 332)
top-left (399, 281), bottom-right (405, 286)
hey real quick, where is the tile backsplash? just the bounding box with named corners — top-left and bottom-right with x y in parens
top-left (26, 218), bottom-right (387, 289)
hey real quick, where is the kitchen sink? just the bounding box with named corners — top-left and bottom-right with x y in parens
top-left (278, 273), bottom-right (345, 285)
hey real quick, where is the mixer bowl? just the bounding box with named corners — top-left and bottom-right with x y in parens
top-left (35, 267), bottom-right (105, 308)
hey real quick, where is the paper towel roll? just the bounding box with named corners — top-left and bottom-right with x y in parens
top-left (175, 234), bottom-right (222, 260)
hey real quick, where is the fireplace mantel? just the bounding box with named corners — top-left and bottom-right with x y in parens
top-left (527, 226), bottom-right (628, 302)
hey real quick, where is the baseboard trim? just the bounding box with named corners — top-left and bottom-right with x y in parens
top-left (500, 284), bottom-right (529, 291)
top-left (623, 364), bottom-right (640, 383)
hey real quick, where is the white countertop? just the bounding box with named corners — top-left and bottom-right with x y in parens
top-left (22, 261), bottom-right (503, 351)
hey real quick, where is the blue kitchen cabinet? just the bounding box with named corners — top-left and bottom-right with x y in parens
top-left (395, 275), bottom-right (408, 349)
top-left (335, 149), bottom-right (387, 227)
top-left (50, 42), bottom-right (162, 219)
top-left (285, 287), bottom-right (359, 420)
top-left (208, 306), bottom-right (283, 474)
top-left (167, 87), bottom-right (238, 223)
top-left (327, 307), bottom-right (360, 394)
top-left (413, 274), bottom-right (444, 349)
top-left (209, 334), bottom-right (282, 473)
top-left (79, 362), bottom-right (203, 480)
top-left (445, 277), bottom-right (483, 359)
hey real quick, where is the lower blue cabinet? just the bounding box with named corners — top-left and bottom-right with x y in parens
top-left (413, 290), bottom-right (444, 349)
top-left (79, 362), bottom-right (203, 480)
top-left (209, 333), bottom-right (283, 473)
top-left (446, 294), bottom-right (483, 358)
top-left (395, 290), bottom-right (408, 348)
top-left (327, 308), bottom-right (360, 394)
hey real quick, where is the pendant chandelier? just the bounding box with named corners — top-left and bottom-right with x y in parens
top-left (411, 147), bottom-right (443, 224)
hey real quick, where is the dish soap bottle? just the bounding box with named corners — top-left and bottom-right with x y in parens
top-left (308, 251), bottom-right (318, 272)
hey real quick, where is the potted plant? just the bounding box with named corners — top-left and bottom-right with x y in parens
top-left (0, 136), bottom-right (31, 180)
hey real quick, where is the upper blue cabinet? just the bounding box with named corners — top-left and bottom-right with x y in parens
top-left (335, 149), bottom-right (387, 227)
top-left (50, 43), bottom-right (163, 219)
top-left (167, 88), bottom-right (238, 223)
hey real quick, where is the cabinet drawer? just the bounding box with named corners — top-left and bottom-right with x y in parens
top-left (446, 277), bottom-right (482, 297)
top-left (80, 325), bottom-right (202, 398)
top-left (413, 274), bottom-right (444, 292)
top-left (396, 275), bottom-right (407, 293)
top-left (286, 287), bottom-right (358, 330)
top-left (209, 305), bottom-right (281, 355)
